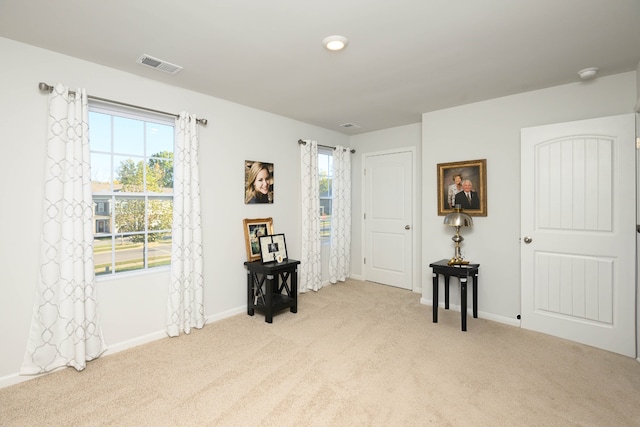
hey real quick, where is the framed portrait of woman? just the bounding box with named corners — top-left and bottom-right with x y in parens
top-left (244, 160), bottom-right (274, 204)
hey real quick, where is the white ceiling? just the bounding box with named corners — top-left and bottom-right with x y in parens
top-left (1, 0), bottom-right (639, 135)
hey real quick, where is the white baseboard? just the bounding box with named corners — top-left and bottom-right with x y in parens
top-left (420, 297), bottom-right (521, 327)
top-left (0, 305), bottom-right (246, 390)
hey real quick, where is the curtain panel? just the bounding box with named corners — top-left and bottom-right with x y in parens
top-left (166, 112), bottom-right (205, 336)
top-left (329, 146), bottom-right (351, 283)
top-left (299, 140), bottom-right (322, 292)
top-left (21, 84), bottom-right (107, 374)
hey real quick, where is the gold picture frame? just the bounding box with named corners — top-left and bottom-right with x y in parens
top-left (437, 159), bottom-right (487, 216)
top-left (243, 217), bottom-right (274, 261)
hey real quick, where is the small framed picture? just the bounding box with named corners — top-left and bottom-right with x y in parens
top-left (243, 217), bottom-right (274, 261)
top-left (258, 234), bottom-right (288, 264)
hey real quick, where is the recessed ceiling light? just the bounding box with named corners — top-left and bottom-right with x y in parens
top-left (322, 35), bottom-right (348, 51)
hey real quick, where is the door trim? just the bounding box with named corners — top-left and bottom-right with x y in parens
top-left (361, 147), bottom-right (419, 291)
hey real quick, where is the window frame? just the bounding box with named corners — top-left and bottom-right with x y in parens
top-left (89, 101), bottom-right (175, 278)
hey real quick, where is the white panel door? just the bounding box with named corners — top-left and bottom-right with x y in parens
top-left (364, 151), bottom-right (413, 290)
top-left (521, 114), bottom-right (636, 357)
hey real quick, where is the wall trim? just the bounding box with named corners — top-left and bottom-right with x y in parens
top-left (0, 305), bottom-right (246, 390)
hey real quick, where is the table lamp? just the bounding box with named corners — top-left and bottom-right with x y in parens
top-left (443, 206), bottom-right (473, 265)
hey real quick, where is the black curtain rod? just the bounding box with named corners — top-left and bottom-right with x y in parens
top-left (38, 82), bottom-right (208, 125)
top-left (298, 139), bottom-right (355, 153)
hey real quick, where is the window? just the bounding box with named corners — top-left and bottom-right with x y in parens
top-left (89, 102), bottom-right (175, 276)
top-left (318, 148), bottom-right (333, 242)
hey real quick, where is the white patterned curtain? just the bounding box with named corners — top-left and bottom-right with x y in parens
top-left (21, 84), bottom-right (107, 375)
top-left (299, 140), bottom-right (322, 292)
top-left (166, 112), bottom-right (205, 337)
top-left (329, 146), bottom-right (351, 283)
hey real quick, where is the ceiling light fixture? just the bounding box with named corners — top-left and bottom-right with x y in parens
top-left (578, 67), bottom-right (599, 80)
top-left (322, 35), bottom-right (348, 51)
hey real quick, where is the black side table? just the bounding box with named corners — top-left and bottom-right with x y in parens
top-left (430, 259), bottom-right (480, 331)
top-left (244, 259), bottom-right (300, 323)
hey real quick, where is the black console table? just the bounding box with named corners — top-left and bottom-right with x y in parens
top-left (244, 259), bottom-right (300, 323)
top-left (430, 259), bottom-right (480, 331)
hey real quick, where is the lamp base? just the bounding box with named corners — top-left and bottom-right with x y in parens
top-left (448, 257), bottom-right (470, 266)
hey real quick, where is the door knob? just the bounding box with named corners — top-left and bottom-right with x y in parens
top-left (523, 236), bottom-right (532, 244)
top-left (405, 225), bottom-right (411, 230)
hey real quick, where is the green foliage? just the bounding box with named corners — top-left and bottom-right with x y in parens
top-left (319, 174), bottom-right (331, 197)
top-left (149, 151), bottom-right (174, 189)
top-left (114, 152), bottom-right (174, 243)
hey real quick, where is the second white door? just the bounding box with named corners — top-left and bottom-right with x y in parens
top-left (521, 114), bottom-right (636, 357)
top-left (363, 150), bottom-right (413, 290)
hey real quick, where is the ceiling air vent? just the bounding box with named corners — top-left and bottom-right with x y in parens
top-left (339, 122), bottom-right (361, 129)
top-left (136, 54), bottom-right (183, 75)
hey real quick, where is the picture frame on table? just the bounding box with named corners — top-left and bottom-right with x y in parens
top-left (437, 159), bottom-right (487, 216)
top-left (243, 217), bottom-right (274, 262)
top-left (258, 234), bottom-right (288, 264)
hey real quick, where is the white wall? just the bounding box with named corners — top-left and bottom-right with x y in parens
top-left (0, 37), bottom-right (349, 385)
top-left (422, 71), bottom-right (638, 327)
top-left (350, 123), bottom-right (422, 289)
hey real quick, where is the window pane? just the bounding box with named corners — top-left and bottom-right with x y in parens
top-left (93, 196), bottom-right (112, 235)
top-left (318, 153), bottom-right (330, 177)
top-left (147, 123), bottom-right (174, 154)
top-left (91, 153), bottom-right (112, 192)
top-left (148, 154), bottom-right (174, 192)
top-left (89, 112), bottom-right (111, 152)
top-left (114, 155), bottom-right (145, 192)
top-left (114, 235), bottom-right (144, 273)
top-left (113, 116), bottom-right (144, 155)
top-left (320, 176), bottom-right (332, 198)
top-left (148, 198), bottom-right (173, 231)
top-left (94, 235), bottom-right (113, 276)
top-left (149, 232), bottom-right (172, 268)
top-left (114, 197), bottom-right (145, 233)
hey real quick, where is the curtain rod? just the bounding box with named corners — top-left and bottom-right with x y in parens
top-left (298, 139), bottom-right (355, 153)
top-left (38, 82), bottom-right (208, 125)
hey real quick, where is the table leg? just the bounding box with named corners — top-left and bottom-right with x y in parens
top-left (460, 276), bottom-right (467, 331)
top-left (265, 274), bottom-right (274, 323)
top-left (432, 272), bottom-right (438, 323)
top-left (472, 272), bottom-right (478, 318)
top-left (291, 267), bottom-right (298, 313)
top-left (444, 275), bottom-right (450, 309)
top-left (247, 271), bottom-right (254, 316)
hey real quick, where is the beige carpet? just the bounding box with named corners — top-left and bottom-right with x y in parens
top-left (1, 279), bottom-right (639, 426)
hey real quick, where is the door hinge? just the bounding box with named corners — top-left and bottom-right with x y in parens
top-left (364, 213), bottom-right (366, 220)
top-left (364, 258), bottom-right (366, 264)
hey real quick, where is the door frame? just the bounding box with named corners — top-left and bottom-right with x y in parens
top-left (361, 147), bottom-right (419, 291)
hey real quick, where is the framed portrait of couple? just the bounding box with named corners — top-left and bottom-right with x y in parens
top-left (437, 159), bottom-right (487, 216)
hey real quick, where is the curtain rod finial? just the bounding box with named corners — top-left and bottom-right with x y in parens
top-left (38, 82), bottom-right (52, 92)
